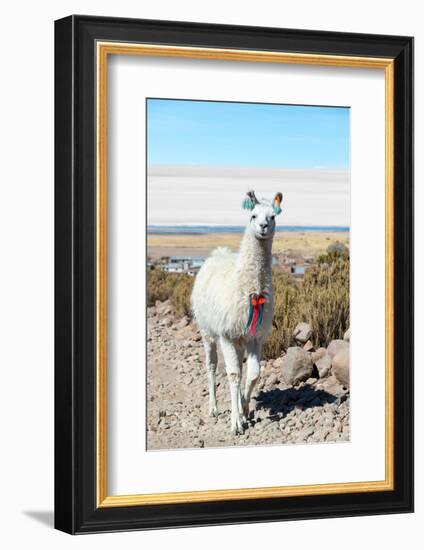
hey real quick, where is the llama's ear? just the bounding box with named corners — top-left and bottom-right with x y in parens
top-left (273, 192), bottom-right (283, 215)
top-left (242, 189), bottom-right (259, 211)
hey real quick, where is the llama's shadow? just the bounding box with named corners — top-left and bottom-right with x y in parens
top-left (252, 384), bottom-right (341, 424)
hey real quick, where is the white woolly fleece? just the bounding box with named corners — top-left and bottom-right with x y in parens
top-left (191, 226), bottom-right (274, 344)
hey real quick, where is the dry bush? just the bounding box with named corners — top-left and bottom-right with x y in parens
top-left (263, 252), bottom-right (349, 359)
top-left (302, 252), bottom-right (350, 348)
top-left (170, 275), bottom-right (194, 317)
top-left (263, 270), bottom-right (299, 358)
top-left (147, 268), bottom-right (194, 317)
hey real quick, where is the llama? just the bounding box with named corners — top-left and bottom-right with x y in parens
top-left (191, 189), bottom-right (283, 434)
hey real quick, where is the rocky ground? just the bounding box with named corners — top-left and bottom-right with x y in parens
top-left (147, 300), bottom-right (350, 450)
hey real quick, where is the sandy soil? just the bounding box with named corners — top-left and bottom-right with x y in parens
top-left (146, 301), bottom-right (350, 451)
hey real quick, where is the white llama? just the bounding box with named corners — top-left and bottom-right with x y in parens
top-left (191, 189), bottom-right (283, 434)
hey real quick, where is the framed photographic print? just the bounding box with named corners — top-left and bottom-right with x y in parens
top-left (54, 15), bottom-right (414, 534)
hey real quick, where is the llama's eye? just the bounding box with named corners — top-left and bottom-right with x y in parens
top-left (251, 215), bottom-right (257, 220)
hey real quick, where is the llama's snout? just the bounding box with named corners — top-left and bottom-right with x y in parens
top-left (252, 213), bottom-right (275, 240)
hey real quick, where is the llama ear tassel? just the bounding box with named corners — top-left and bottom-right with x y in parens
top-left (242, 189), bottom-right (259, 211)
top-left (273, 192), bottom-right (283, 215)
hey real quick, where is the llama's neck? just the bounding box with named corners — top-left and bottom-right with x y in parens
top-left (236, 228), bottom-right (273, 296)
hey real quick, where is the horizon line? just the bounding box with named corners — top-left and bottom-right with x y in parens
top-left (147, 224), bottom-right (350, 231)
top-left (148, 164), bottom-right (349, 171)
top-left (147, 165), bottom-right (350, 180)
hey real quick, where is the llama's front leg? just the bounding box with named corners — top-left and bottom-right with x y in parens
top-left (220, 337), bottom-right (244, 435)
top-left (202, 335), bottom-right (218, 417)
top-left (243, 340), bottom-right (262, 418)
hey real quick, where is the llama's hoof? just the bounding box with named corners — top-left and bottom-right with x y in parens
top-left (209, 405), bottom-right (219, 417)
top-left (231, 416), bottom-right (244, 435)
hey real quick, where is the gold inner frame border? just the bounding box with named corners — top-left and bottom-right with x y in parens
top-left (96, 42), bottom-right (394, 508)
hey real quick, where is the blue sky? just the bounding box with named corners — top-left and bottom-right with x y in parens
top-left (147, 99), bottom-right (350, 170)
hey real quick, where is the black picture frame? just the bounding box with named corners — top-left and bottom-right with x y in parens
top-left (55, 14), bottom-right (414, 534)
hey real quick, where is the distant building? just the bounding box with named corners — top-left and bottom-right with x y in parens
top-left (292, 265), bottom-right (305, 275)
top-left (163, 262), bottom-right (185, 273)
top-left (279, 264), bottom-right (292, 274)
top-left (161, 256), bottom-right (205, 276)
top-left (273, 252), bottom-right (311, 277)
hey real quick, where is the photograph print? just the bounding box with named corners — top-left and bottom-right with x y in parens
top-left (146, 98), bottom-right (350, 451)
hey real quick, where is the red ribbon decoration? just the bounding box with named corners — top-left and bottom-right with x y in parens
top-left (246, 294), bottom-right (266, 336)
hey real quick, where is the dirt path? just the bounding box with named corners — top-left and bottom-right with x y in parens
top-left (147, 301), bottom-right (350, 451)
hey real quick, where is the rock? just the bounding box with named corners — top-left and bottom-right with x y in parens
top-left (176, 316), bottom-right (189, 329)
top-left (332, 349), bottom-right (350, 386)
top-left (266, 373), bottom-right (279, 387)
top-left (325, 432), bottom-right (340, 442)
top-left (323, 373), bottom-right (339, 386)
top-left (182, 374), bottom-right (194, 385)
top-left (273, 355), bottom-right (285, 369)
top-left (303, 340), bottom-right (314, 352)
top-left (302, 426), bottom-right (315, 438)
top-left (327, 339), bottom-right (349, 359)
top-left (175, 325), bottom-right (194, 340)
top-left (155, 299), bottom-right (173, 316)
top-left (312, 428), bottom-right (330, 441)
top-left (281, 347), bottom-right (314, 386)
top-left (334, 420), bottom-right (342, 433)
top-left (147, 307), bottom-right (157, 318)
top-left (292, 322), bottom-right (312, 344)
top-left (315, 353), bottom-right (332, 378)
top-left (344, 328), bottom-right (350, 341)
top-left (321, 380), bottom-right (348, 398)
top-left (311, 347), bottom-right (326, 363)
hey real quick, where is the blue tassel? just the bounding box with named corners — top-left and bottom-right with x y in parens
top-left (273, 205), bottom-right (282, 215)
top-left (257, 303), bottom-right (264, 329)
top-left (242, 198), bottom-right (254, 210)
